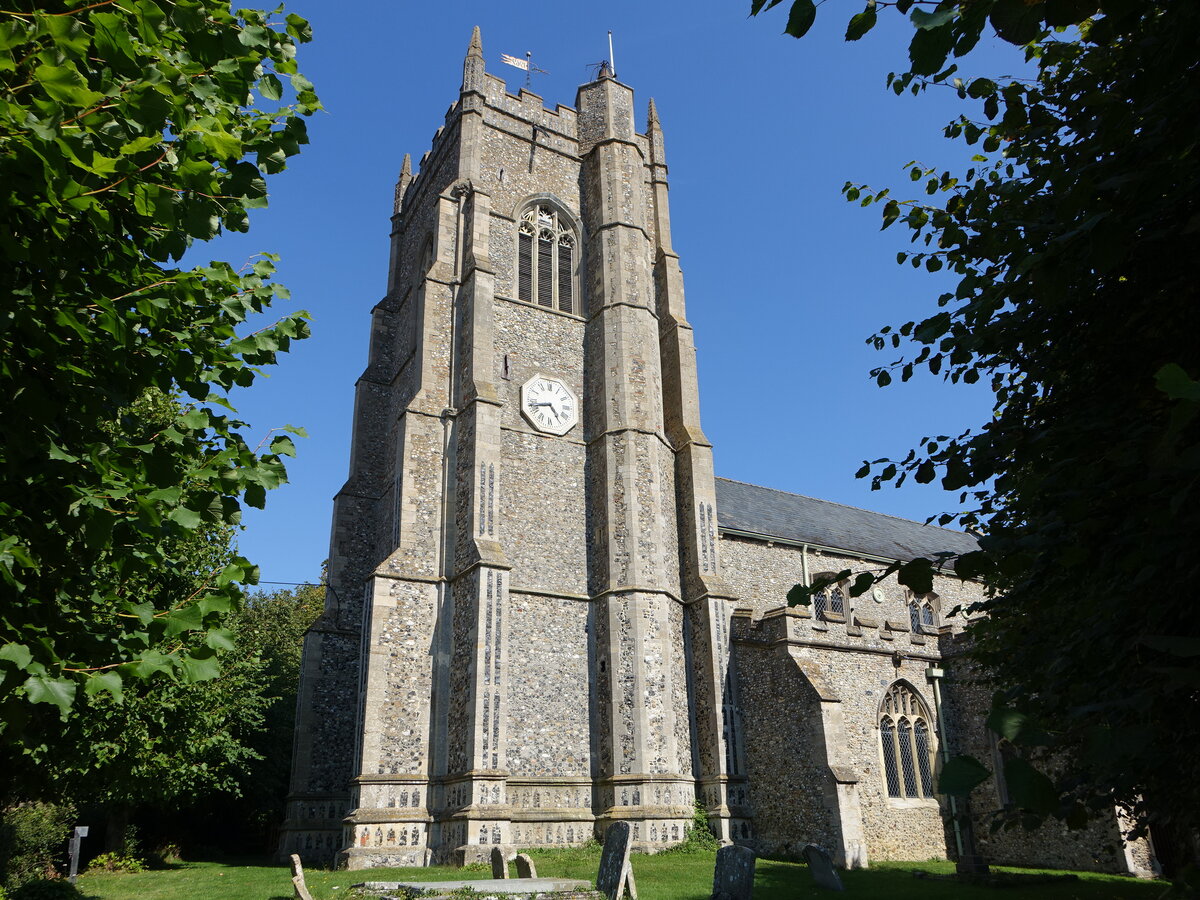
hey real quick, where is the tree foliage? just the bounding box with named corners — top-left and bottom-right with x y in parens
top-left (0, 0), bottom-right (318, 738)
top-left (757, 0), bottom-right (1200, 859)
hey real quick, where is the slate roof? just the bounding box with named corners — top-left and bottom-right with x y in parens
top-left (715, 477), bottom-right (978, 562)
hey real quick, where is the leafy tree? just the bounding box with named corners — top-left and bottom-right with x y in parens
top-left (1, 574), bottom-right (323, 851)
top-left (0, 0), bottom-right (318, 739)
top-left (221, 580), bottom-right (324, 830)
top-left (757, 0), bottom-right (1200, 867)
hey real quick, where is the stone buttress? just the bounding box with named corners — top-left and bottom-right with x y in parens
top-left (577, 71), bottom-right (695, 850)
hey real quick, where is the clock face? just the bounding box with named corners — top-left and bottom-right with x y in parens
top-left (520, 374), bottom-right (578, 436)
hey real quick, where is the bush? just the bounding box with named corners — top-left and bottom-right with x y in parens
top-left (9, 881), bottom-right (82, 900)
top-left (661, 802), bottom-right (720, 855)
top-left (86, 853), bottom-right (143, 874)
top-left (0, 803), bottom-right (77, 890)
top-left (88, 825), bottom-right (145, 874)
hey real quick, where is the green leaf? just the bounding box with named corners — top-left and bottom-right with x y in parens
top-left (897, 557), bottom-right (934, 594)
top-left (164, 604), bottom-right (203, 637)
top-left (937, 755), bottom-right (991, 795)
top-left (260, 73), bottom-right (284, 101)
top-left (169, 506), bottom-right (202, 529)
top-left (784, 0), bottom-right (817, 37)
top-left (786, 582), bottom-right (812, 607)
top-left (130, 650), bottom-right (175, 678)
top-left (936, 758), bottom-right (993, 801)
top-left (990, 0), bottom-right (1046, 45)
top-left (1002, 757), bottom-right (1058, 815)
top-left (846, 7), bottom-right (878, 40)
top-left (34, 63), bottom-right (103, 107)
top-left (1155, 363), bottom-right (1200, 402)
top-left (285, 12), bottom-right (314, 42)
top-left (205, 628), bottom-right (237, 652)
top-left (911, 6), bottom-right (958, 29)
top-left (750, 0), bottom-right (786, 16)
top-left (0, 643), bottom-right (34, 671)
top-left (908, 22), bottom-right (956, 76)
top-left (200, 129), bottom-right (243, 161)
top-left (178, 646), bottom-right (221, 682)
top-left (986, 706), bottom-right (1028, 741)
top-left (84, 670), bottom-right (124, 703)
top-left (24, 674), bottom-right (77, 712)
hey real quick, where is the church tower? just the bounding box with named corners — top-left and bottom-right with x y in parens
top-left (281, 28), bottom-right (751, 867)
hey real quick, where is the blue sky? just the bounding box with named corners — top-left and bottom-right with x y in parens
top-left (212, 1), bottom-right (1025, 588)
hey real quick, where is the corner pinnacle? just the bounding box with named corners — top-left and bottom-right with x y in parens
top-left (467, 25), bottom-right (483, 59)
top-left (400, 153), bottom-right (412, 178)
top-left (647, 98), bottom-right (660, 130)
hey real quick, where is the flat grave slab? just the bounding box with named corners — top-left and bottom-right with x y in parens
top-left (351, 877), bottom-right (594, 896)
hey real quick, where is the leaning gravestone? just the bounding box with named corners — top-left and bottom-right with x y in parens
top-left (490, 846), bottom-right (510, 879)
top-left (290, 854), bottom-right (315, 900)
top-left (711, 845), bottom-right (756, 900)
top-left (801, 844), bottom-right (844, 892)
top-left (596, 821), bottom-right (637, 900)
top-left (515, 852), bottom-right (538, 879)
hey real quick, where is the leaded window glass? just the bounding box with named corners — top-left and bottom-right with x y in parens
top-left (517, 204), bottom-right (577, 313)
top-left (880, 718), bottom-right (901, 797)
top-left (915, 719), bottom-right (935, 795)
top-left (829, 585), bottom-right (845, 615)
top-left (879, 682), bottom-right (937, 799)
top-left (898, 719), bottom-right (918, 796)
top-left (811, 573), bottom-right (847, 620)
top-left (909, 600), bottom-right (922, 633)
top-left (812, 588), bottom-right (827, 619)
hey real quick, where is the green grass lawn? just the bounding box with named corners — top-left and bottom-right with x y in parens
top-left (75, 848), bottom-right (1168, 900)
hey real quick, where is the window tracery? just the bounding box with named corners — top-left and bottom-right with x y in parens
top-left (879, 681), bottom-right (937, 799)
top-left (517, 203), bottom-right (577, 314)
top-left (811, 572), bottom-right (847, 620)
top-left (908, 594), bottom-right (938, 633)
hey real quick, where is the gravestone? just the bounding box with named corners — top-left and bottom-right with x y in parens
top-left (801, 844), bottom-right (844, 892)
top-left (67, 826), bottom-right (88, 885)
top-left (596, 821), bottom-right (637, 900)
top-left (290, 853), bottom-right (315, 900)
top-left (515, 852), bottom-right (538, 879)
top-left (711, 845), bottom-right (756, 900)
top-left (491, 846), bottom-right (509, 879)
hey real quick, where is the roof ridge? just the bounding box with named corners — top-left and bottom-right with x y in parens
top-left (714, 476), bottom-right (970, 537)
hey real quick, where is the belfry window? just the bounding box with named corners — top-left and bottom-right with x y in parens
top-left (879, 681), bottom-right (937, 799)
top-left (518, 204), bottom-right (577, 314)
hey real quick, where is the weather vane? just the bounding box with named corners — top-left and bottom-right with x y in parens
top-left (500, 50), bottom-right (549, 90)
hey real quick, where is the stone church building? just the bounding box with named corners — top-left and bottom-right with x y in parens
top-left (281, 29), bottom-right (1155, 877)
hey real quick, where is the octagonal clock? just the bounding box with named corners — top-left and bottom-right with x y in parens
top-left (520, 374), bottom-right (578, 436)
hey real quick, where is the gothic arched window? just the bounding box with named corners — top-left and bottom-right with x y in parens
top-left (879, 681), bottom-right (937, 799)
top-left (908, 593), bottom-right (938, 633)
top-left (811, 572), bottom-right (847, 621)
top-left (517, 203), bottom-right (577, 314)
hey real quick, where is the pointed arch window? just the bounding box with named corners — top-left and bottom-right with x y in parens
top-left (879, 681), bottom-right (937, 799)
top-left (908, 593), bottom-right (938, 634)
top-left (811, 572), bottom-right (847, 622)
top-left (517, 204), bottom-right (577, 314)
